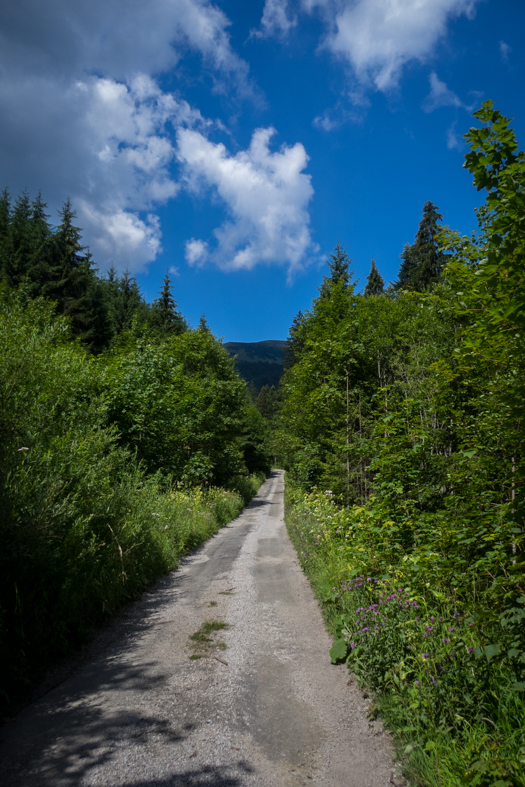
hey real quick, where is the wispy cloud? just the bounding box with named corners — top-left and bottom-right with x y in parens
top-left (177, 127), bottom-right (317, 276)
top-left (251, 0), bottom-right (297, 39)
top-left (185, 238), bottom-right (209, 267)
top-left (422, 72), bottom-right (474, 113)
top-left (499, 40), bottom-right (511, 63)
top-left (313, 101), bottom-right (365, 130)
top-left (446, 122), bottom-right (463, 150)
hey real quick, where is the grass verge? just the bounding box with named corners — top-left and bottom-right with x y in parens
top-left (1, 472), bottom-right (265, 711)
top-left (285, 479), bottom-right (525, 787)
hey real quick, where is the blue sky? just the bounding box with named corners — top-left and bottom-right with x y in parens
top-left (0, 0), bottom-right (523, 341)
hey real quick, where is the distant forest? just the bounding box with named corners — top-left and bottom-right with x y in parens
top-left (224, 340), bottom-right (286, 391)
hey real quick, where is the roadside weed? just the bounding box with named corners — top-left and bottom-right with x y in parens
top-left (189, 619), bottom-right (229, 659)
top-left (286, 483), bottom-right (525, 787)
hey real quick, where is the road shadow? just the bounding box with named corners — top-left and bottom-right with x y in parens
top-left (244, 498), bottom-right (271, 509)
top-left (0, 652), bottom-right (256, 786)
top-left (117, 764), bottom-right (254, 786)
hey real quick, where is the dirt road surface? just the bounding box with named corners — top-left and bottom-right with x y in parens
top-left (0, 471), bottom-right (393, 787)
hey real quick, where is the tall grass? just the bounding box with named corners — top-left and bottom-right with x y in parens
top-left (285, 481), bottom-right (525, 787)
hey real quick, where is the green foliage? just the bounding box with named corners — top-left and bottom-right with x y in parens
top-left (281, 103), bottom-right (525, 786)
top-left (100, 326), bottom-right (250, 485)
top-left (0, 286), bottom-right (265, 704)
top-left (396, 201), bottom-right (447, 292)
top-left (286, 483), bottom-right (525, 787)
top-left (149, 271), bottom-right (187, 337)
top-left (364, 257), bottom-right (384, 296)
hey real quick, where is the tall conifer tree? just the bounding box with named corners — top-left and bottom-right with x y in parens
top-left (4, 191), bottom-right (31, 287)
top-left (151, 272), bottom-right (186, 336)
top-left (284, 310), bottom-right (306, 368)
top-left (364, 257), bottom-right (384, 296)
top-left (328, 241), bottom-right (352, 288)
top-left (46, 199), bottom-right (96, 341)
top-left (0, 189), bottom-right (11, 282)
top-left (108, 269), bottom-right (145, 334)
top-left (26, 192), bottom-right (53, 296)
top-left (395, 201), bottom-right (446, 292)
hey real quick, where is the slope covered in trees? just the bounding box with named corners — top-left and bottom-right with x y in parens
top-left (224, 340), bottom-right (286, 391)
top-left (279, 103), bottom-right (525, 785)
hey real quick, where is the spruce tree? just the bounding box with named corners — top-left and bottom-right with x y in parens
top-left (4, 191), bottom-right (31, 287)
top-left (198, 313), bottom-right (210, 332)
top-left (328, 241), bottom-right (352, 288)
top-left (284, 310), bottom-right (306, 368)
top-left (396, 243), bottom-right (417, 291)
top-left (0, 189), bottom-right (11, 282)
top-left (46, 199), bottom-right (96, 342)
top-left (395, 201), bottom-right (446, 292)
top-left (364, 257), bottom-right (384, 296)
top-left (151, 272), bottom-right (186, 336)
top-left (107, 270), bottom-right (145, 334)
top-left (319, 241), bottom-right (354, 298)
top-left (88, 277), bottom-right (115, 353)
top-left (26, 192), bottom-right (54, 297)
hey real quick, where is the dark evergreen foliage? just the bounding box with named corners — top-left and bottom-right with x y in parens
top-left (284, 309), bottom-right (306, 369)
top-left (47, 200), bottom-right (98, 342)
top-left (327, 241), bottom-right (352, 287)
top-left (364, 257), bottom-right (384, 296)
top-left (255, 384), bottom-right (279, 420)
top-left (150, 272), bottom-right (186, 336)
top-left (395, 201), bottom-right (447, 292)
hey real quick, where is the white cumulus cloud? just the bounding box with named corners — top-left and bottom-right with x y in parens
top-left (302, 0), bottom-right (480, 93)
top-left (177, 127), bottom-right (316, 275)
top-left (80, 204), bottom-right (163, 269)
top-left (0, 0), bottom-right (253, 272)
top-left (185, 238), bottom-right (210, 266)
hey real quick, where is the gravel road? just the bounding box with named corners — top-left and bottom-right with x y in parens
top-left (0, 470), bottom-right (393, 787)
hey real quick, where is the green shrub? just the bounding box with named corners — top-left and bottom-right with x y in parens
top-left (0, 291), bottom-right (263, 702)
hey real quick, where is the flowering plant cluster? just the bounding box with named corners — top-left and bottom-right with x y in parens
top-left (286, 483), bottom-right (525, 786)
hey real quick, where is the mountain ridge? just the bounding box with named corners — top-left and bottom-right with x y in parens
top-left (224, 340), bottom-right (286, 390)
